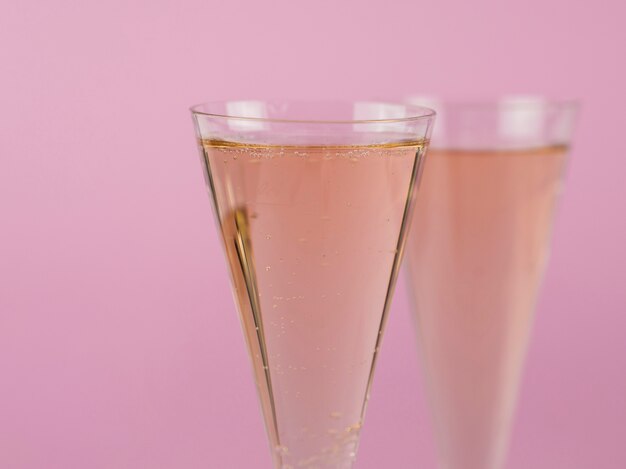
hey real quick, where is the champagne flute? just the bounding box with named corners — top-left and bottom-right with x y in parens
top-left (190, 100), bottom-right (435, 469)
top-left (405, 97), bottom-right (577, 469)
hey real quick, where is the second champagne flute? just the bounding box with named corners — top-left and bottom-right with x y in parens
top-left (405, 97), bottom-right (577, 469)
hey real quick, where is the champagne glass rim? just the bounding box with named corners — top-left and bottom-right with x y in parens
top-left (405, 95), bottom-right (579, 111)
top-left (190, 99), bottom-right (436, 124)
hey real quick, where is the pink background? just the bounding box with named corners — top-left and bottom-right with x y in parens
top-left (1, 0), bottom-right (624, 468)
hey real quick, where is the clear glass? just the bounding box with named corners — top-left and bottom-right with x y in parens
top-left (190, 100), bottom-right (435, 469)
top-left (404, 96), bottom-right (577, 469)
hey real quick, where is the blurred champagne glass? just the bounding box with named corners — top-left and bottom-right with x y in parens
top-left (405, 97), bottom-right (577, 469)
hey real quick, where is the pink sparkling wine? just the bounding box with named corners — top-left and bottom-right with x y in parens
top-left (406, 146), bottom-right (568, 469)
top-left (201, 139), bottom-right (426, 469)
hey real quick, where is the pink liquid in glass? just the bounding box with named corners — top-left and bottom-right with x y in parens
top-left (406, 146), bottom-right (567, 469)
top-left (202, 139), bottom-right (426, 469)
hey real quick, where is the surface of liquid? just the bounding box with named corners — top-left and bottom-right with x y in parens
top-left (201, 139), bottom-right (425, 469)
top-left (406, 146), bottom-right (567, 469)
